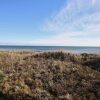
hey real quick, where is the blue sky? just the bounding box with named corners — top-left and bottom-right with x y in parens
top-left (0, 0), bottom-right (100, 46)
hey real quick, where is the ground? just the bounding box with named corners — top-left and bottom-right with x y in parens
top-left (0, 51), bottom-right (100, 100)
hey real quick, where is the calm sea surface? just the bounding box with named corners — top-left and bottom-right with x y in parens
top-left (0, 46), bottom-right (100, 54)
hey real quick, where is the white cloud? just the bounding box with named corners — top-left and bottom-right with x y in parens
top-left (39, 0), bottom-right (100, 46)
top-left (32, 36), bottom-right (100, 46)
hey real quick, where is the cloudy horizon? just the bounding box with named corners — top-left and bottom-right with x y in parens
top-left (0, 0), bottom-right (100, 46)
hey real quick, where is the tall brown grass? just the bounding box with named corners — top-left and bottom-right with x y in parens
top-left (0, 51), bottom-right (100, 100)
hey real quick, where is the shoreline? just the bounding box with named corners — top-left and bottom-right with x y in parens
top-left (0, 50), bottom-right (100, 55)
top-left (0, 45), bottom-right (100, 54)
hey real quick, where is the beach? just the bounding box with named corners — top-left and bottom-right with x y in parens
top-left (0, 51), bottom-right (100, 100)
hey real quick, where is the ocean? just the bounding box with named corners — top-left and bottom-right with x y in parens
top-left (0, 45), bottom-right (100, 54)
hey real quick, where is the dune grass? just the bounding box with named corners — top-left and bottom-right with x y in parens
top-left (0, 51), bottom-right (100, 100)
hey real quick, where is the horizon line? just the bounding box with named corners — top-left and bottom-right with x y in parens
top-left (0, 45), bottom-right (100, 47)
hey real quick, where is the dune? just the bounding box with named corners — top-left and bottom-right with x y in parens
top-left (0, 51), bottom-right (100, 100)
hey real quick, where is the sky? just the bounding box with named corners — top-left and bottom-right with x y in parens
top-left (0, 0), bottom-right (100, 46)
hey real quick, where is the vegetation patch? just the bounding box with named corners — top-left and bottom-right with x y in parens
top-left (0, 51), bottom-right (99, 100)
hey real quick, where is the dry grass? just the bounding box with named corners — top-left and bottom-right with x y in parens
top-left (0, 51), bottom-right (100, 100)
